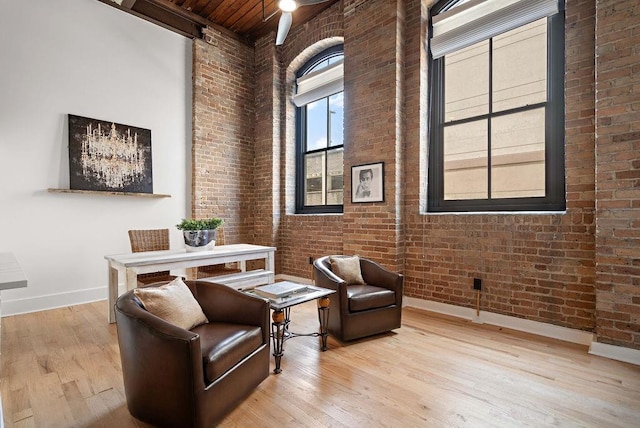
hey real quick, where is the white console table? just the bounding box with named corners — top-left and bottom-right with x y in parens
top-left (105, 244), bottom-right (276, 323)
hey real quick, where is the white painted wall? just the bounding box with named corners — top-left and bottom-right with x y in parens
top-left (0, 0), bottom-right (192, 316)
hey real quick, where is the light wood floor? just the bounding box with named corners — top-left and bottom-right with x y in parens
top-left (2, 300), bottom-right (639, 428)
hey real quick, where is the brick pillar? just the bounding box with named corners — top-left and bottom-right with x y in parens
top-left (594, 0), bottom-right (640, 349)
top-left (342, 0), bottom-right (405, 271)
top-left (254, 37), bottom-right (281, 256)
top-left (192, 28), bottom-right (255, 245)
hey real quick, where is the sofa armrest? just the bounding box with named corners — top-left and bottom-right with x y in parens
top-left (313, 257), bottom-right (347, 290)
top-left (115, 294), bottom-right (205, 405)
top-left (191, 281), bottom-right (270, 343)
top-left (313, 257), bottom-right (351, 314)
top-left (361, 258), bottom-right (403, 290)
top-left (360, 259), bottom-right (403, 306)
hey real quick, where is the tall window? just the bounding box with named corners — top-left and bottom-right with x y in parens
top-left (428, 0), bottom-right (565, 212)
top-left (295, 45), bottom-right (344, 214)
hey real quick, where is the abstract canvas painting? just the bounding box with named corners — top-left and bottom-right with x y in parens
top-left (68, 114), bottom-right (153, 193)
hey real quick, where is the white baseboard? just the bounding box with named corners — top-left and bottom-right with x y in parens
top-left (405, 297), bottom-right (640, 366)
top-left (589, 341), bottom-right (640, 366)
top-left (404, 297), bottom-right (594, 346)
top-left (407, 298), bottom-right (476, 322)
top-left (1, 287), bottom-right (106, 317)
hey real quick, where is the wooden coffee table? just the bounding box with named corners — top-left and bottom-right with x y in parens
top-left (248, 282), bottom-right (335, 374)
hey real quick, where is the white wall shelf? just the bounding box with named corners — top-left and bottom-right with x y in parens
top-left (47, 188), bottom-right (171, 198)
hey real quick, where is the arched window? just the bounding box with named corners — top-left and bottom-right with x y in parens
top-left (428, 0), bottom-right (565, 212)
top-left (295, 45), bottom-right (344, 214)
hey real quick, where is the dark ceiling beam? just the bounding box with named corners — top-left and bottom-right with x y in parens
top-left (131, 0), bottom-right (203, 38)
top-left (142, 0), bottom-right (252, 44)
top-left (143, 0), bottom-right (213, 28)
top-left (120, 0), bottom-right (137, 8)
top-left (98, 0), bottom-right (250, 43)
top-left (97, 0), bottom-right (201, 38)
top-left (97, 0), bottom-right (339, 45)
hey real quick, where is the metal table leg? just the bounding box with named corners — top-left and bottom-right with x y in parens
top-left (271, 296), bottom-right (331, 373)
top-left (271, 309), bottom-right (285, 374)
top-left (317, 296), bottom-right (330, 351)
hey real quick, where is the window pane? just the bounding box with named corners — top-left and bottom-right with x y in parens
top-left (306, 98), bottom-right (328, 151)
top-left (444, 120), bottom-right (488, 200)
top-left (308, 58), bottom-right (329, 73)
top-left (308, 54), bottom-right (343, 73)
top-left (329, 92), bottom-right (344, 147)
top-left (328, 54), bottom-right (344, 65)
top-left (305, 152), bottom-right (325, 205)
top-left (493, 19), bottom-right (547, 112)
top-left (491, 108), bottom-right (546, 198)
top-left (296, 46), bottom-right (344, 213)
top-left (444, 0), bottom-right (473, 11)
top-left (326, 148), bottom-right (343, 205)
top-left (444, 40), bottom-right (489, 122)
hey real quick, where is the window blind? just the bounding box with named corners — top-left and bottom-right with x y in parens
top-left (430, 0), bottom-right (561, 59)
top-left (293, 60), bottom-right (344, 107)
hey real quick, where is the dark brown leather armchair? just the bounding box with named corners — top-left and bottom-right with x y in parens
top-left (115, 280), bottom-right (270, 428)
top-left (313, 256), bottom-right (403, 342)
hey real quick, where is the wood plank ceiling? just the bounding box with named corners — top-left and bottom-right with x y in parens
top-left (101, 0), bottom-right (339, 42)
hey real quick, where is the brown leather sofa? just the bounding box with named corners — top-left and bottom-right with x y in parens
top-left (115, 280), bottom-right (270, 428)
top-left (313, 256), bottom-right (403, 342)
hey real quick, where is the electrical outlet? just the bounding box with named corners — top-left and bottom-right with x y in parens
top-left (309, 256), bottom-right (314, 265)
top-left (473, 278), bottom-right (482, 291)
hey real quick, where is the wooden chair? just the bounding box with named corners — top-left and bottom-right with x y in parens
top-left (128, 229), bottom-right (179, 286)
top-left (196, 227), bottom-right (242, 279)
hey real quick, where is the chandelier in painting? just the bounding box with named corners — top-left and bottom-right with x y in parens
top-left (68, 114), bottom-right (153, 193)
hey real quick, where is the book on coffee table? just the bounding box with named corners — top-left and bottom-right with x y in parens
top-left (254, 281), bottom-right (307, 299)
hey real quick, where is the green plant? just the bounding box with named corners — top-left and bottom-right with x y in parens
top-left (176, 217), bottom-right (224, 231)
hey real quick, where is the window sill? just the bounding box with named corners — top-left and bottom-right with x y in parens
top-left (424, 210), bottom-right (567, 216)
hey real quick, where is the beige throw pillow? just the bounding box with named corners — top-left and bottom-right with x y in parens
top-left (134, 277), bottom-right (208, 330)
top-left (330, 255), bottom-right (365, 285)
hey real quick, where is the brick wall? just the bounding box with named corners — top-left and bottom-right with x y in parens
top-left (193, 0), bottom-right (639, 349)
top-left (255, 2), bottom-right (345, 276)
top-left (595, 0), bottom-right (640, 348)
top-left (280, 215), bottom-right (344, 278)
top-left (398, 0), bottom-right (598, 332)
top-left (253, 35), bottom-right (279, 253)
top-left (342, 0), bottom-right (405, 271)
top-left (256, 0), bottom-right (597, 331)
top-left (192, 28), bottom-right (255, 244)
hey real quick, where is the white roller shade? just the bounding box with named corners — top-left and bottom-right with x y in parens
top-left (430, 0), bottom-right (561, 59)
top-left (293, 60), bottom-right (344, 107)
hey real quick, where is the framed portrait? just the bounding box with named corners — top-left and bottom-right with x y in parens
top-left (352, 162), bottom-right (384, 203)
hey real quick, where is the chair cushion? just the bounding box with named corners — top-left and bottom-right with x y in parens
top-left (133, 277), bottom-right (208, 330)
top-left (330, 255), bottom-right (365, 285)
top-left (347, 284), bottom-right (396, 312)
top-left (193, 322), bottom-right (264, 383)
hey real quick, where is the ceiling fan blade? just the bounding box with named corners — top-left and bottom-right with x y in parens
top-left (276, 12), bottom-right (292, 46)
